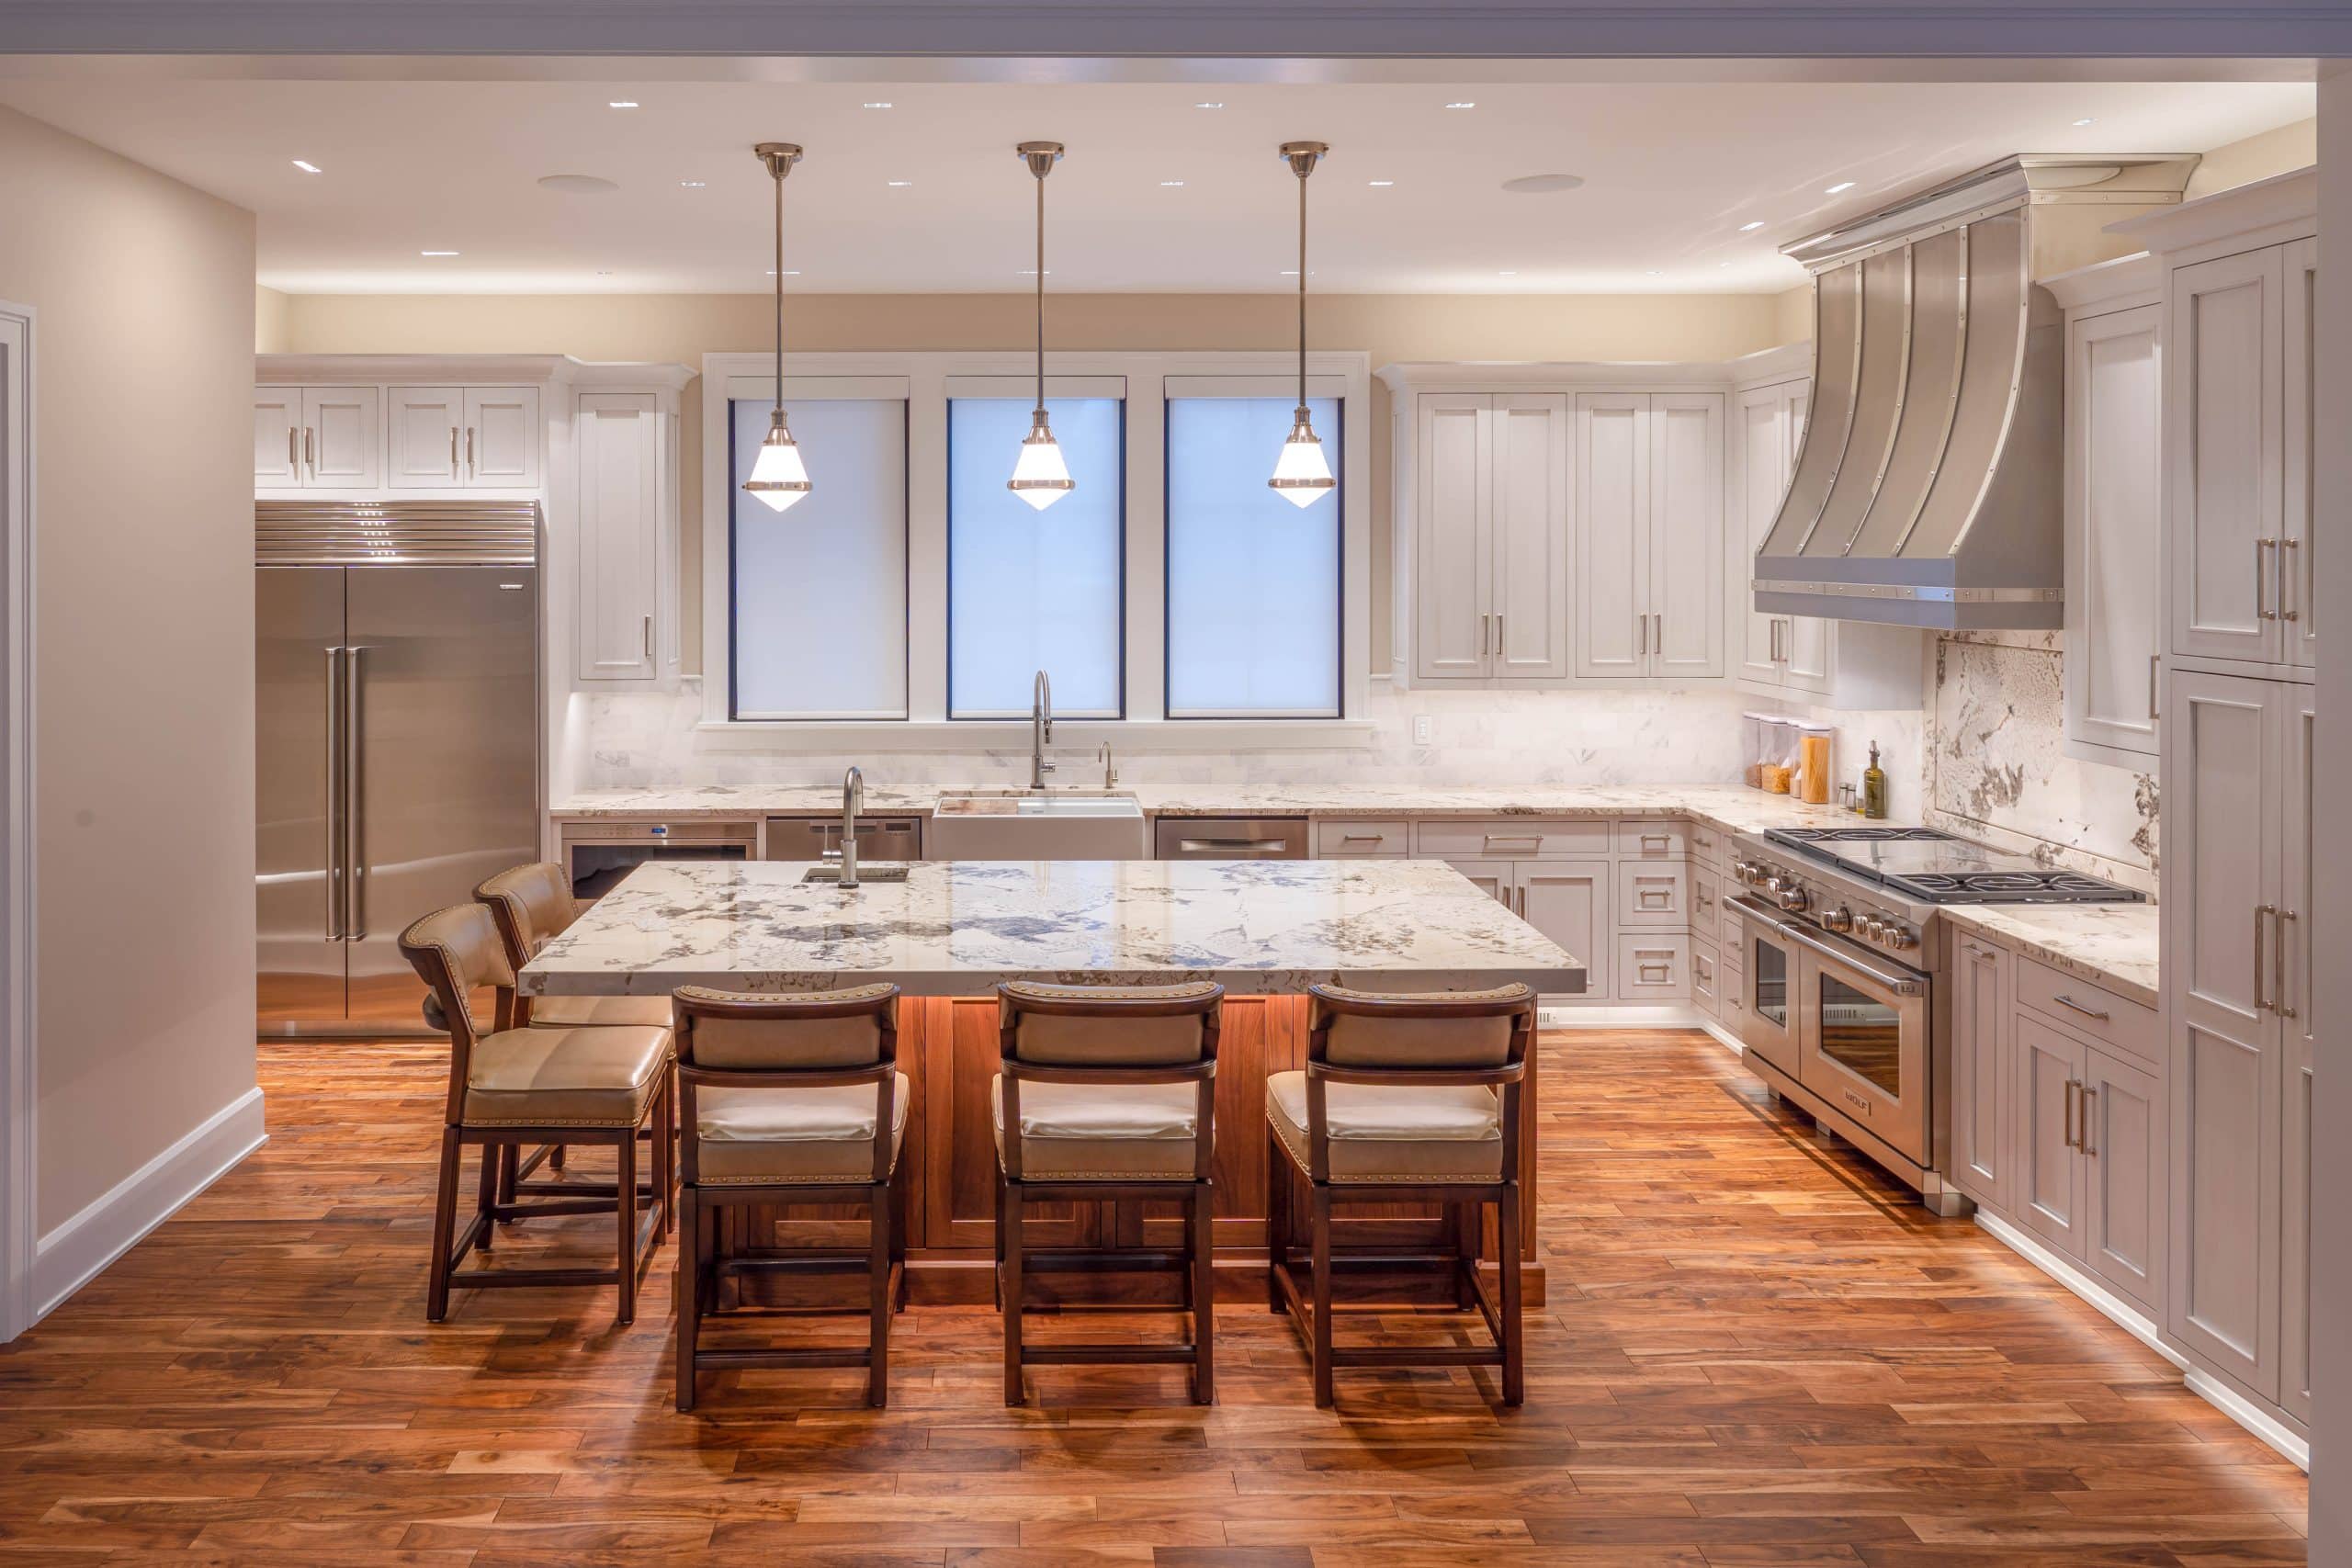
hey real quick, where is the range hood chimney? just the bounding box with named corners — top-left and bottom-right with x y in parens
top-left (1753, 154), bottom-right (2197, 630)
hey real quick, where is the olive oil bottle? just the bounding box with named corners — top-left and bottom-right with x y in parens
top-left (1861, 741), bottom-right (1888, 820)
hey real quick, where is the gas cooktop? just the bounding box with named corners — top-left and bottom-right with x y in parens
top-left (1762, 826), bottom-right (2148, 906)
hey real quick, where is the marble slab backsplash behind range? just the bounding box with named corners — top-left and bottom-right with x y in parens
top-left (566, 678), bottom-right (1928, 820)
top-left (1925, 631), bottom-right (2158, 894)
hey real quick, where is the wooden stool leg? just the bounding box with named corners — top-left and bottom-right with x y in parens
top-left (426, 1127), bottom-right (464, 1323)
top-left (655, 1078), bottom-right (675, 1239)
top-left (867, 1179), bottom-right (892, 1408)
top-left (1001, 1174), bottom-right (1024, 1405)
top-left (473, 1139), bottom-right (500, 1252)
top-left (1454, 1200), bottom-right (1482, 1309)
top-left (1264, 1124), bottom-right (1289, 1314)
top-left (891, 1160), bottom-right (911, 1311)
top-left (1311, 1188), bottom-right (1335, 1408)
top-left (1498, 1184), bottom-right (1524, 1406)
top-left (615, 1130), bottom-right (639, 1326)
top-left (674, 1185), bottom-right (700, 1412)
top-left (1191, 1181), bottom-right (1216, 1405)
top-left (549, 1143), bottom-right (566, 1172)
top-left (495, 1145), bottom-right (519, 1213)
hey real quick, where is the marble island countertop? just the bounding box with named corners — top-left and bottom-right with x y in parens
top-left (1938, 900), bottom-right (2160, 1009)
top-left (521, 858), bottom-right (1586, 999)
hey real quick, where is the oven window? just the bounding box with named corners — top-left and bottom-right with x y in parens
top-left (1753, 938), bottom-right (1790, 1030)
top-left (1818, 971), bottom-right (1903, 1097)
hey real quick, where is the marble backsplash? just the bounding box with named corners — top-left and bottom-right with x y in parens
top-left (1925, 631), bottom-right (2159, 893)
top-left (565, 678), bottom-right (1928, 822)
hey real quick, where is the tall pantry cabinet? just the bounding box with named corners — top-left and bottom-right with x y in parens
top-left (2114, 166), bottom-right (2317, 1442)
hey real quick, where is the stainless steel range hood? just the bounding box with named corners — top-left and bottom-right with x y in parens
top-left (1753, 155), bottom-right (2196, 630)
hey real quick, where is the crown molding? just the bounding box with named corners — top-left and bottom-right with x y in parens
top-left (2041, 250), bottom-right (2162, 311)
top-left (2107, 165), bottom-right (2318, 254)
top-left (254, 352), bottom-right (695, 389)
top-left (1377, 344), bottom-right (1806, 394)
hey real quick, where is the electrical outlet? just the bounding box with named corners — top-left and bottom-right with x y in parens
top-left (1412, 715), bottom-right (1433, 745)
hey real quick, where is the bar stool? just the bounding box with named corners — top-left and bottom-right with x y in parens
top-left (994, 979), bottom-right (1224, 1406)
top-left (397, 904), bottom-right (673, 1325)
top-left (671, 985), bottom-right (909, 1412)
top-left (1264, 981), bottom-right (1534, 1407)
top-left (475, 863), bottom-right (674, 1207)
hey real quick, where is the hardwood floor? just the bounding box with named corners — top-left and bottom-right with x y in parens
top-left (0, 1030), bottom-right (2308, 1564)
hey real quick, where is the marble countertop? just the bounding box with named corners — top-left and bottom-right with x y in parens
top-left (521, 858), bottom-right (1587, 998)
top-left (1939, 900), bottom-right (2160, 1009)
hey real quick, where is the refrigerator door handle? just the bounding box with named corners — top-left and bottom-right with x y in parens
top-left (322, 645), bottom-right (344, 941)
top-left (344, 645), bottom-right (367, 941)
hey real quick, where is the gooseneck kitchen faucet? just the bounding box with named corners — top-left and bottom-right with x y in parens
top-left (1031, 670), bottom-right (1055, 790)
top-left (839, 764), bottom-right (864, 888)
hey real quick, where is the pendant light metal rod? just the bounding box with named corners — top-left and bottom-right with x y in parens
top-left (1035, 161), bottom-right (1046, 419)
top-left (753, 142), bottom-right (802, 418)
top-left (1281, 142), bottom-right (1328, 420)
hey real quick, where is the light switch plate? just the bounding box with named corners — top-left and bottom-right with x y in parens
top-left (1412, 715), bottom-right (1433, 745)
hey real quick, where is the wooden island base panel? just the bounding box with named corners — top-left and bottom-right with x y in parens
top-left (719, 994), bottom-right (1544, 1309)
top-left (518, 860), bottom-right (1580, 1311)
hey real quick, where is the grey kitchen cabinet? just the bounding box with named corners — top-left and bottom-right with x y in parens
top-left (1406, 393), bottom-right (1571, 682)
top-left (2278, 681), bottom-right (2315, 1422)
top-left (2015, 1013), bottom-right (2086, 1258)
top-left (1948, 930), bottom-right (2013, 1212)
top-left (1450, 856), bottom-right (1612, 1003)
top-left (2060, 288), bottom-right (2164, 766)
top-left (2081, 1044), bottom-right (2165, 1314)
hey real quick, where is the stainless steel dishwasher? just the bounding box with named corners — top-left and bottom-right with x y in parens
top-left (1153, 816), bottom-right (1309, 860)
top-left (764, 813), bottom-right (924, 863)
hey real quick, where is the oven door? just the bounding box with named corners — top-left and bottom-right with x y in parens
top-left (1730, 896), bottom-right (1804, 1078)
top-left (1794, 927), bottom-right (1931, 1167)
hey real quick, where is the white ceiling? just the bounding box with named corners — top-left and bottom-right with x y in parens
top-left (0, 75), bottom-right (2312, 295)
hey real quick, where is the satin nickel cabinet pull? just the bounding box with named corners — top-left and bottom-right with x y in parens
top-left (2254, 903), bottom-right (2276, 1012)
top-left (2052, 993), bottom-right (2110, 1023)
top-left (465, 426), bottom-right (477, 477)
top-left (2149, 654), bottom-right (2160, 721)
top-left (642, 615), bottom-right (653, 660)
top-left (2256, 538), bottom-right (2278, 620)
top-left (2274, 908), bottom-right (2298, 1019)
top-left (1479, 613), bottom-right (1490, 657)
top-left (304, 427), bottom-right (315, 471)
top-left (1494, 612), bottom-right (1504, 656)
top-left (2278, 538), bottom-right (2301, 622)
top-left (1637, 614), bottom-right (1648, 655)
top-left (1654, 613), bottom-right (1665, 654)
top-left (288, 427), bottom-right (300, 468)
top-left (2079, 1087), bottom-right (2097, 1156)
top-left (449, 425), bottom-right (459, 475)
top-left (2064, 1078), bottom-right (2081, 1150)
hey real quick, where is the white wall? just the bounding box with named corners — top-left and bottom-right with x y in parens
top-left (0, 107), bottom-right (260, 1298)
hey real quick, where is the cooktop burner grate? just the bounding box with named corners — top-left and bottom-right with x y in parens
top-left (1881, 869), bottom-right (2148, 905)
top-left (1770, 827), bottom-right (1960, 844)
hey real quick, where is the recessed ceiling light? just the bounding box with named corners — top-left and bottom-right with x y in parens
top-left (421, 250), bottom-right (459, 257)
top-left (2074, 117), bottom-right (2096, 126)
top-left (1645, 269), bottom-right (1662, 276)
top-left (1368, 179), bottom-right (1395, 187)
top-left (887, 180), bottom-right (913, 187)
top-left (1279, 269), bottom-right (1317, 276)
top-left (1500, 173), bottom-right (1585, 196)
top-left (1825, 181), bottom-right (1856, 195)
top-left (596, 270), bottom-right (613, 276)
top-left (1160, 180), bottom-right (1185, 187)
top-left (537, 174), bottom-right (619, 195)
top-left (1719, 262), bottom-right (1733, 268)
top-left (1445, 101), bottom-right (1476, 109)
top-left (764, 269), bottom-right (802, 276)
top-left (863, 101), bottom-right (893, 109)
top-left (290, 158), bottom-right (322, 175)
top-left (1017, 269), bottom-right (1053, 276)
top-left (607, 100), bottom-right (639, 109)
top-left (1193, 101), bottom-right (1224, 109)
top-left (680, 179), bottom-right (707, 188)
top-left (1738, 220), bottom-right (1765, 232)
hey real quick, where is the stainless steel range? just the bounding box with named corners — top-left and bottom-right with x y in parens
top-left (1724, 825), bottom-right (2144, 1213)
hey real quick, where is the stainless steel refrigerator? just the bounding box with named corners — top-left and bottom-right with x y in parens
top-left (256, 501), bottom-right (541, 1036)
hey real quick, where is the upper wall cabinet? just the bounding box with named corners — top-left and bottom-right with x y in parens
top-left (2048, 254), bottom-right (2164, 768)
top-left (575, 391), bottom-right (672, 682)
top-left (1408, 392), bottom-right (1570, 682)
top-left (386, 385), bottom-right (544, 490)
top-left (1575, 391), bottom-right (1724, 681)
top-left (254, 385), bottom-right (380, 489)
top-left (2110, 166), bottom-right (2316, 683)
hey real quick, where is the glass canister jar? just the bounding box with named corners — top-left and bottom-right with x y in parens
top-left (1795, 722), bottom-right (1836, 806)
top-left (1743, 712), bottom-right (1775, 790)
top-left (1760, 716), bottom-right (1799, 795)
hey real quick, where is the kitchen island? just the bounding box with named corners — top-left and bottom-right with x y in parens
top-left (522, 858), bottom-right (1582, 1303)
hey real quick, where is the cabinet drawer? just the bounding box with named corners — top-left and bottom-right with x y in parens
top-left (1691, 866), bottom-right (1724, 931)
top-left (1687, 819), bottom-right (1726, 864)
top-left (1691, 936), bottom-right (1722, 1018)
top-left (1412, 818), bottom-right (1611, 859)
top-left (1316, 819), bottom-right (1410, 857)
top-left (1616, 819), bottom-right (1692, 858)
top-left (2017, 957), bottom-right (2158, 1068)
top-left (1617, 934), bottom-right (1690, 999)
top-left (1617, 862), bottom-right (1690, 928)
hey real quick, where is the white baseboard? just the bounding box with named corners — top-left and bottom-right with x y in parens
top-left (1539, 1003), bottom-right (1711, 1030)
top-left (32, 1087), bottom-right (266, 1321)
top-left (1975, 1210), bottom-right (2309, 1472)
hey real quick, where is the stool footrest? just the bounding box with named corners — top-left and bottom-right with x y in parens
top-left (1020, 1344), bottom-right (1200, 1366)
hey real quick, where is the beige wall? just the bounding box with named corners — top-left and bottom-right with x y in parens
top-left (254, 285), bottom-right (290, 354)
top-left (2187, 116), bottom-right (2317, 198)
top-left (280, 289), bottom-right (1784, 672)
top-left (0, 107), bottom-right (258, 1234)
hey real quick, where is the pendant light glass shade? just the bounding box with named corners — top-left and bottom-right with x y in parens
top-left (1272, 140), bottom-right (1337, 507)
top-left (1011, 141), bottom-right (1075, 510)
top-left (742, 141), bottom-right (811, 514)
top-left (744, 409), bottom-right (810, 512)
top-left (1269, 412), bottom-right (1335, 506)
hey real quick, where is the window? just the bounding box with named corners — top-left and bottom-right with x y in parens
top-left (946, 395), bottom-right (1125, 717)
top-left (1165, 394), bottom-right (1341, 716)
top-left (729, 395), bottom-right (908, 718)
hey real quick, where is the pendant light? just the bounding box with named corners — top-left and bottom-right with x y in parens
top-left (742, 141), bottom-right (811, 513)
top-left (1270, 140), bottom-right (1337, 508)
top-left (1009, 141), bottom-right (1075, 510)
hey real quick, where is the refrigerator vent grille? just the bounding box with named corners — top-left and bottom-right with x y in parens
top-left (256, 500), bottom-right (540, 566)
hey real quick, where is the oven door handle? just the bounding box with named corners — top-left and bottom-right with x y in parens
top-left (1729, 894), bottom-right (1926, 995)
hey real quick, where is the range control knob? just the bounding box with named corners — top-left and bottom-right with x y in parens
top-left (1859, 915), bottom-right (1886, 941)
top-left (1821, 906), bottom-right (1854, 933)
top-left (1731, 859), bottom-right (1756, 886)
top-left (1775, 886), bottom-right (1810, 913)
top-left (1885, 928), bottom-right (1919, 951)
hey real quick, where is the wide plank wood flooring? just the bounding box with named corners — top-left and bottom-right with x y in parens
top-left (0, 1030), bottom-right (2309, 1565)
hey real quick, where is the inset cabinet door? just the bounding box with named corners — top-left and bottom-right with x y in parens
top-left (1733, 384), bottom-right (1792, 687)
top-left (2014, 1016), bottom-right (2085, 1257)
top-left (2166, 246), bottom-right (2284, 666)
top-left (301, 385), bottom-right (380, 488)
top-left (2281, 235), bottom-right (2317, 669)
top-left (2278, 682), bottom-right (2315, 1420)
top-left (1647, 392), bottom-right (1724, 681)
top-left (2081, 1045), bottom-right (2164, 1314)
top-left (1575, 392), bottom-right (1649, 677)
top-left (1489, 395), bottom-right (1570, 677)
top-left (1442, 857), bottom-right (1514, 908)
top-left (1516, 861), bottom-right (1610, 1002)
top-left (254, 385), bottom-right (302, 486)
top-left (387, 385), bottom-right (464, 488)
top-left (465, 386), bottom-right (542, 488)
top-left (575, 392), bottom-right (662, 681)
top-left (1413, 394), bottom-right (1492, 680)
top-left (1948, 931), bottom-right (2011, 1210)
top-left (2064, 303), bottom-right (2162, 763)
